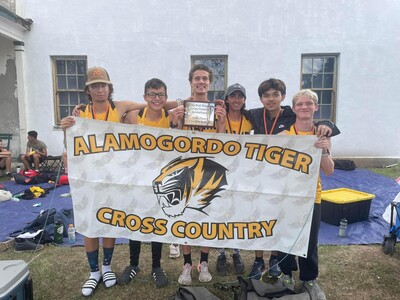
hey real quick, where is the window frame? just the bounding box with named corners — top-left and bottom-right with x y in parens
top-left (191, 55), bottom-right (228, 101)
top-left (51, 56), bottom-right (87, 125)
top-left (300, 53), bottom-right (339, 122)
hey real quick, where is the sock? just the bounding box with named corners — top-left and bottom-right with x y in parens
top-left (151, 242), bottom-right (162, 269)
top-left (183, 253), bottom-right (192, 265)
top-left (200, 251), bottom-right (209, 263)
top-left (102, 264), bottom-right (116, 288)
top-left (102, 264), bottom-right (111, 273)
top-left (103, 247), bottom-right (114, 266)
top-left (86, 250), bottom-right (99, 272)
top-left (81, 271), bottom-right (101, 297)
top-left (129, 240), bottom-right (141, 267)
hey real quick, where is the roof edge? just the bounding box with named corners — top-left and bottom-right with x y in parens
top-left (0, 5), bottom-right (33, 31)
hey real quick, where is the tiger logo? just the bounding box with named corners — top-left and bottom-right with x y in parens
top-left (152, 156), bottom-right (228, 218)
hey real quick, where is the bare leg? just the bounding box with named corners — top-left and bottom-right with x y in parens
top-left (255, 250), bottom-right (263, 258)
top-left (84, 237), bottom-right (99, 252)
top-left (21, 154), bottom-right (31, 170)
top-left (182, 245), bottom-right (191, 255)
top-left (102, 237), bottom-right (116, 248)
top-left (32, 153), bottom-right (41, 170)
top-left (62, 152), bottom-right (68, 174)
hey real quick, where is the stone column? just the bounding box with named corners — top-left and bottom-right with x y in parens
top-left (14, 40), bottom-right (27, 154)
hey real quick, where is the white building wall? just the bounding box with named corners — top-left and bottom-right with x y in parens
top-left (18, 0), bottom-right (400, 158)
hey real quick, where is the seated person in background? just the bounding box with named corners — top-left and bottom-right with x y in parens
top-left (0, 139), bottom-right (12, 177)
top-left (21, 131), bottom-right (47, 172)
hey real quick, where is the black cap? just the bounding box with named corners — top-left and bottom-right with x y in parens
top-left (225, 83), bottom-right (246, 99)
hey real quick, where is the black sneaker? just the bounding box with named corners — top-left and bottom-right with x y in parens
top-left (268, 256), bottom-right (282, 277)
top-left (232, 253), bottom-right (245, 274)
top-left (248, 259), bottom-right (266, 280)
top-left (117, 265), bottom-right (140, 285)
top-left (5, 172), bottom-right (12, 178)
top-left (216, 254), bottom-right (228, 276)
top-left (152, 267), bottom-right (168, 288)
top-left (14, 238), bottom-right (44, 252)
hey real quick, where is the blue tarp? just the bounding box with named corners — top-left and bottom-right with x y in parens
top-left (319, 169), bottom-right (400, 245)
top-left (0, 168), bottom-right (399, 246)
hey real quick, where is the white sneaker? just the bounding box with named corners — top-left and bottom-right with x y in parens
top-left (169, 244), bottom-right (180, 258)
top-left (198, 261), bottom-right (212, 282)
top-left (178, 263), bottom-right (192, 285)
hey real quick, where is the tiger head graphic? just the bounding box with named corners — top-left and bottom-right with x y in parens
top-left (152, 156), bottom-right (228, 218)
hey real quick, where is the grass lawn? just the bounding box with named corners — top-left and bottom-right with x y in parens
top-left (0, 166), bottom-right (399, 299)
top-left (0, 244), bottom-right (400, 299)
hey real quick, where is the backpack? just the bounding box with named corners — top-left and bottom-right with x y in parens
top-left (237, 277), bottom-right (311, 300)
top-left (10, 208), bottom-right (74, 239)
top-left (333, 159), bottom-right (356, 171)
top-left (10, 208), bottom-right (57, 239)
top-left (13, 170), bottom-right (57, 185)
top-left (170, 286), bottom-right (221, 300)
top-left (23, 208), bottom-right (57, 232)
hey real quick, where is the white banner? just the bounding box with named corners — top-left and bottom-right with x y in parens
top-left (66, 118), bottom-right (321, 257)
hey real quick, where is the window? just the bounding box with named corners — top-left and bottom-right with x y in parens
top-left (52, 56), bottom-right (87, 124)
top-left (191, 55), bottom-right (228, 100)
top-left (300, 54), bottom-right (339, 121)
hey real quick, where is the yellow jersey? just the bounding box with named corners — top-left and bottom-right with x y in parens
top-left (285, 125), bottom-right (322, 204)
top-left (137, 108), bottom-right (170, 128)
top-left (225, 115), bottom-right (253, 134)
top-left (80, 101), bottom-right (120, 123)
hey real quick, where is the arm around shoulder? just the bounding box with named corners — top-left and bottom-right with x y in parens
top-left (315, 120), bottom-right (341, 137)
top-left (116, 100), bottom-right (146, 116)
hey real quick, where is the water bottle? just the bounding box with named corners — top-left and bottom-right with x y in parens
top-left (54, 220), bottom-right (64, 244)
top-left (339, 218), bottom-right (348, 237)
top-left (68, 224), bottom-right (76, 244)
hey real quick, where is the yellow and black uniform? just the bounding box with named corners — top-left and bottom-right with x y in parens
top-left (225, 115), bottom-right (252, 135)
top-left (278, 124), bottom-right (322, 282)
top-left (80, 101), bottom-right (120, 122)
top-left (284, 125), bottom-right (321, 204)
top-left (137, 107), bottom-right (170, 128)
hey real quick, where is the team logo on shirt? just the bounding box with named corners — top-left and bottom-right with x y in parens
top-left (152, 157), bottom-right (228, 218)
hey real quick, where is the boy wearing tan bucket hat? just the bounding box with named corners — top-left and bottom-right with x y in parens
top-left (61, 66), bottom-right (149, 297)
